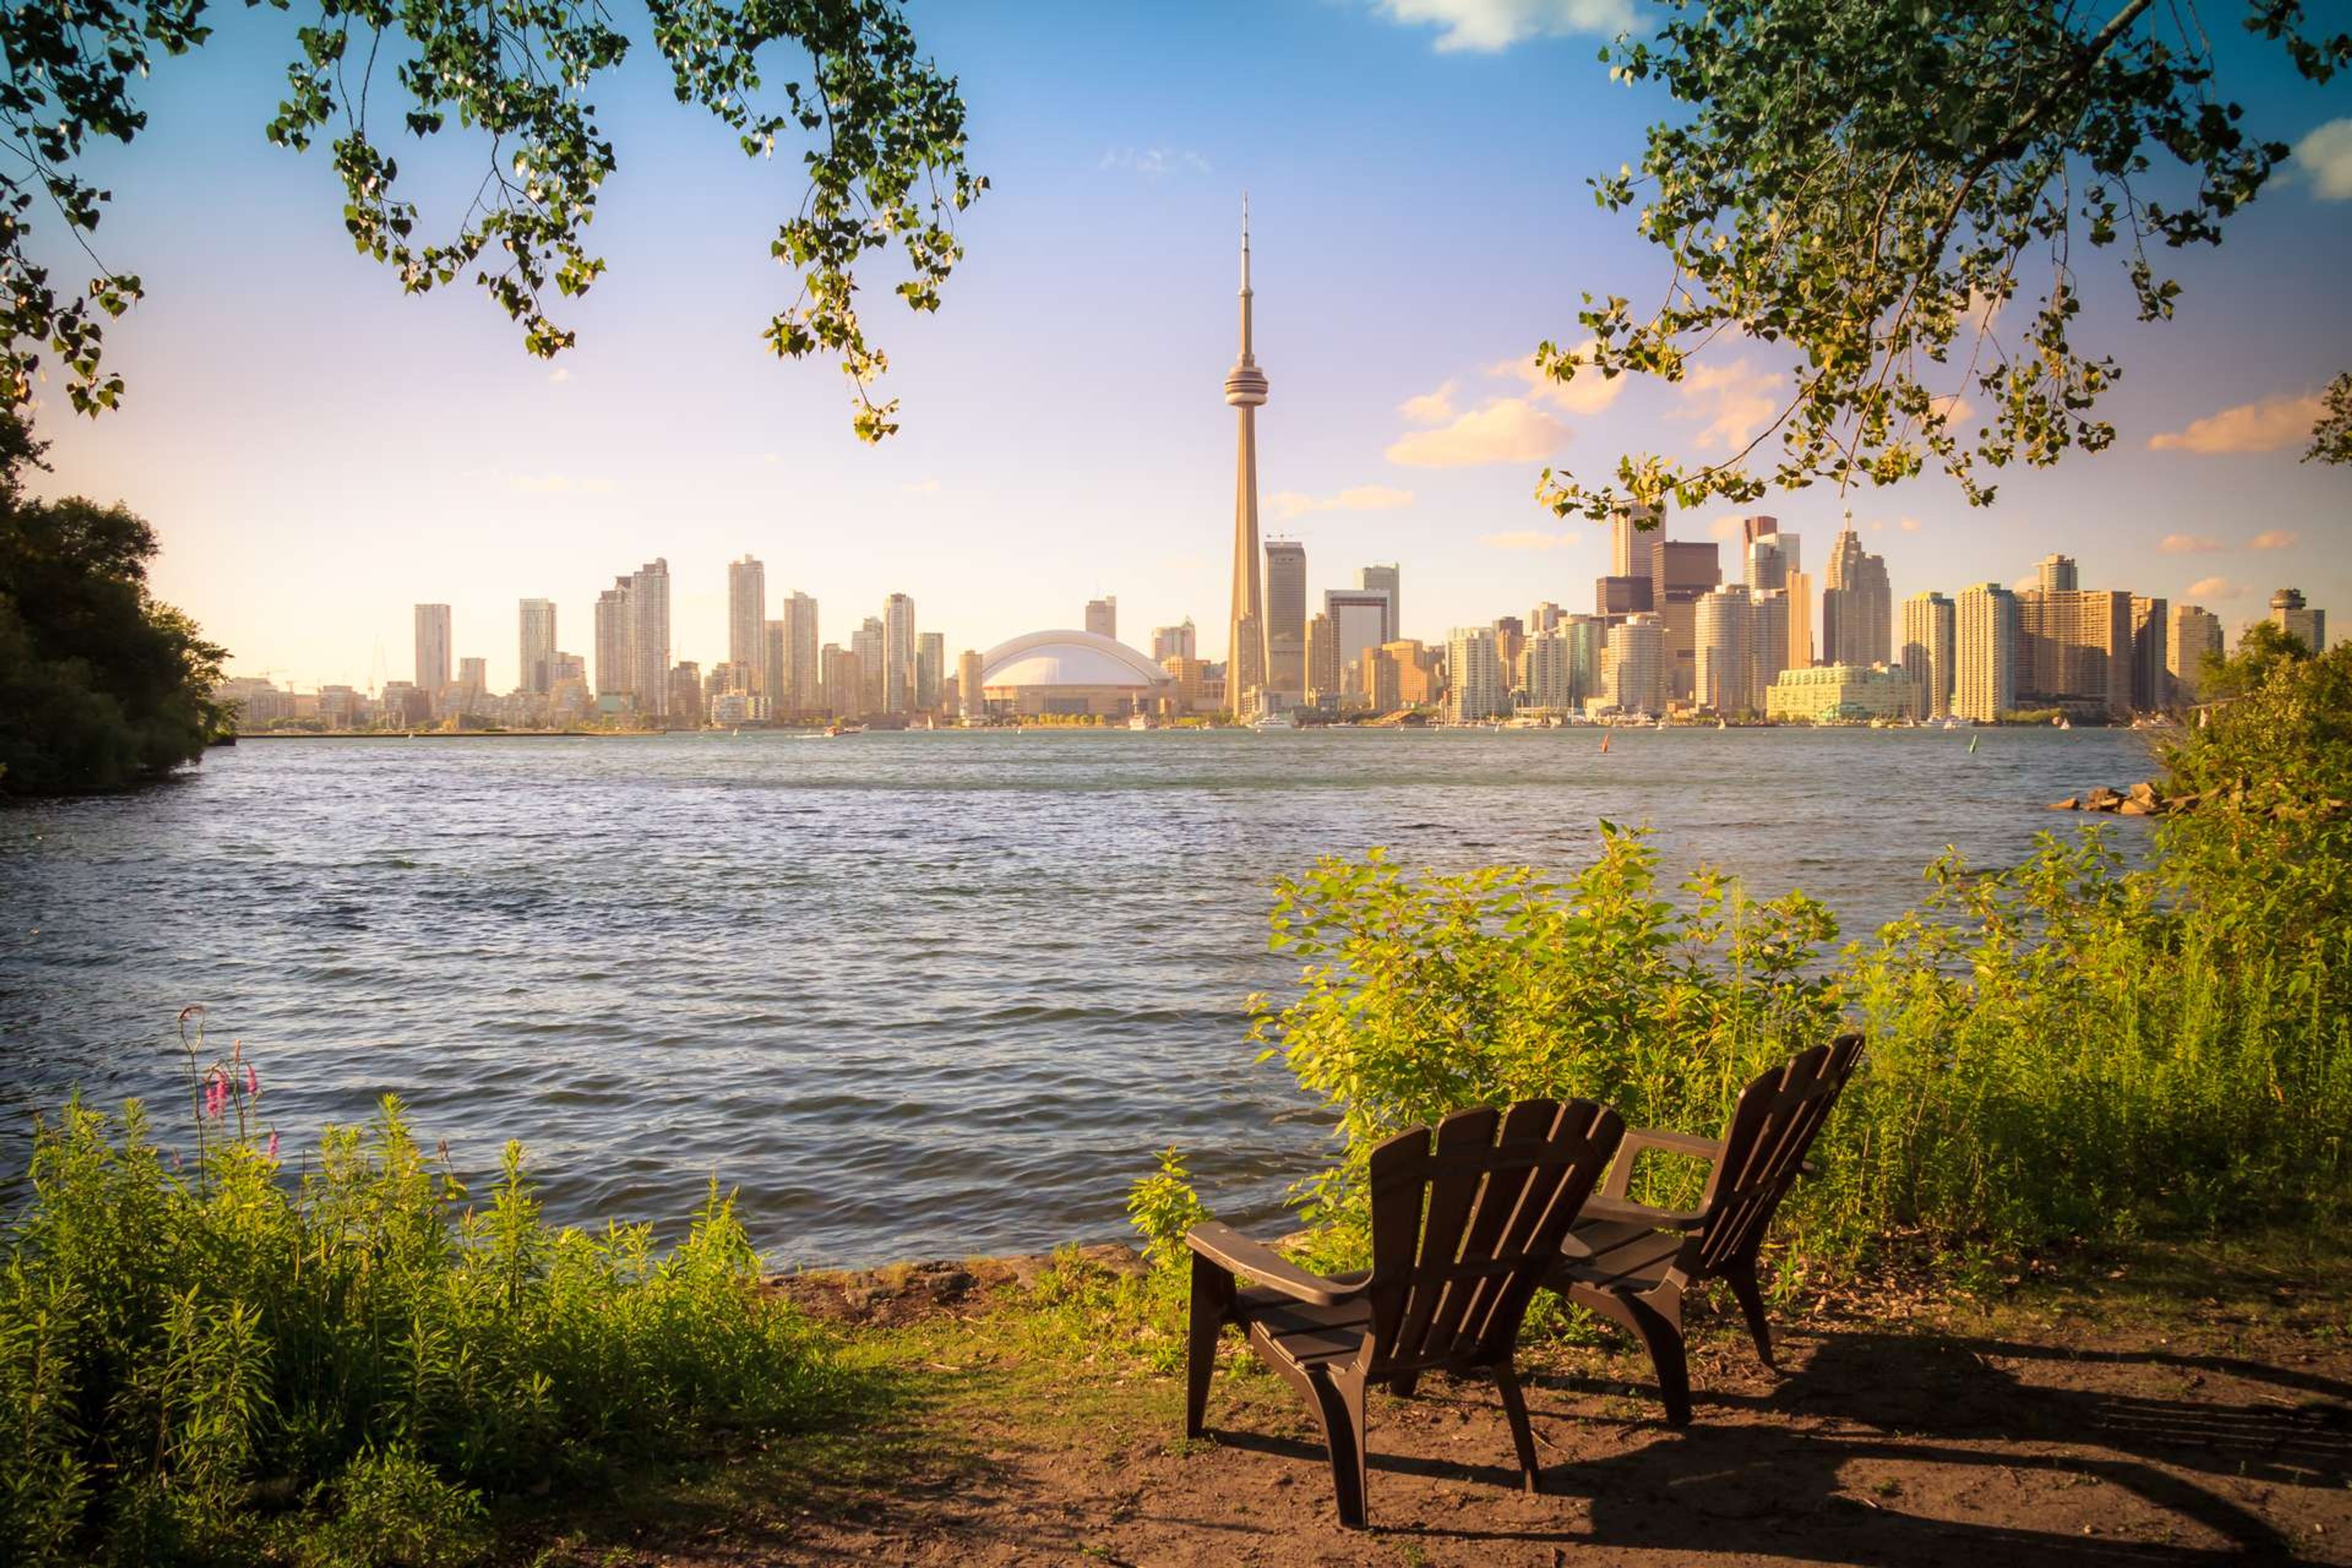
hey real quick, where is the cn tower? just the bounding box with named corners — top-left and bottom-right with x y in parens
top-left (1224, 195), bottom-right (1269, 714)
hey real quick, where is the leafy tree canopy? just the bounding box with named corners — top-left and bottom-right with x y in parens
top-left (0, 0), bottom-right (980, 440)
top-left (0, 413), bottom-right (226, 794)
top-left (2306, 371), bottom-right (2352, 464)
top-left (2198, 616), bottom-right (2312, 699)
top-left (1537, 0), bottom-right (2350, 519)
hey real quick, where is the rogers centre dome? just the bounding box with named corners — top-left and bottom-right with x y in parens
top-left (977, 629), bottom-right (1173, 718)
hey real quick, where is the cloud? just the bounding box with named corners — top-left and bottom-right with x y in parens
top-left (2248, 529), bottom-right (2300, 551)
top-left (2158, 533), bottom-right (2223, 554)
top-left (1671, 358), bottom-right (1786, 451)
top-left (1485, 344), bottom-right (1623, 417)
top-left (2011, 575), bottom-right (2039, 593)
top-left (1481, 529), bottom-right (1580, 551)
top-left (2148, 392), bottom-right (2324, 454)
top-left (1097, 146), bottom-right (1210, 178)
top-left (2187, 576), bottom-right (2245, 600)
top-left (1370, 0), bottom-right (1637, 51)
top-left (900, 477), bottom-right (942, 494)
top-left (2293, 117), bottom-right (2352, 201)
top-left (506, 472), bottom-right (612, 495)
top-left (1703, 515), bottom-right (1744, 540)
top-left (1400, 381), bottom-right (1457, 425)
top-left (1270, 484), bottom-right (1415, 521)
top-left (546, 366), bottom-right (571, 385)
top-left (1385, 399), bottom-right (1567, 467)
top-left (1898, 516), bottom-right (1923, 533)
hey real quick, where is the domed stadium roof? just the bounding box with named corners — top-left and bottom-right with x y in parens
top-left (979, 630), bottom-right (1170, 689)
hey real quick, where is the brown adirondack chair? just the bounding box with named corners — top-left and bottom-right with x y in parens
top-left (1545, 1035), bottom-right (1863, 1426)
top-left (1184, 1099), bottom-right (1625, 1529)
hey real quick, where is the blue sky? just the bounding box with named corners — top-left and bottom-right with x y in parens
top-left (28, 0), bottom-right (2352, 688)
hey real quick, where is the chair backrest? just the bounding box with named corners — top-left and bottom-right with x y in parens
top-left (1690, 1035), bottom-right (1864, 1276)
top-left (1362, 1099), bottom-right (1625, 1377)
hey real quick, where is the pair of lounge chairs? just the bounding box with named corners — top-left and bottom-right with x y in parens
top-left (1183, 1035), bottom-right (1863, 1529)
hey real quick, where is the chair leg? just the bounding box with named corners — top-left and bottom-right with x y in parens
top-left (1724, 1253), bottom-right (1776, 1370)
top-left (1492, 1362), bottom-right (1542, 1493)
top-left (1623, 1290), bottom-right (1694, 1427)
top-left (1305, 1367), bottom-right (1371, 1529)
top-left (1185, 1253), bottom-right (1233, 1438)
top-left (1389, 1370), bottom-right (1420, 1398)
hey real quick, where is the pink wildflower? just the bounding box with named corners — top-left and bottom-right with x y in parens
top-left (204, 1074), bottom-right (226, 1119)
top-left (266, 1131), bottom-right (281, 1163)
top-left (245, 1063), bottom-right (259, 1096)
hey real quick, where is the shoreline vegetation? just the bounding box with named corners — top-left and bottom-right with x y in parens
top-left (4, 639), bottom-right (2345, 1566)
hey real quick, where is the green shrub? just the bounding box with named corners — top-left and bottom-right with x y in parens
top-left (0, 1023), bottom-right (841, 1566)
top-left (1125, 1148), bottom-right (1212, 1275)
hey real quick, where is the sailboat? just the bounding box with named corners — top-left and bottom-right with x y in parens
top-left (1599, 730), bottom-right (1611, 755)
top-left (1967, 732), bottom-right (1980, 755)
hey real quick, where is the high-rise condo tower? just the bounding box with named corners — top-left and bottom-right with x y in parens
top-left (1225, 196), bottom-right (1270, 714)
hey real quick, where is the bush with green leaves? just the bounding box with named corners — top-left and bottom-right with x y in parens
top-left (1192, 643), bottom-right (2351, 1278)
top-left (0, 1027), bottom-right (841, 1566)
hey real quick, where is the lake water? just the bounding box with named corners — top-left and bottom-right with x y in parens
top-left (0, 726), bottom-right (2156, 1266)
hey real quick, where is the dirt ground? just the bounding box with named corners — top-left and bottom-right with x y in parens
top-left (526, 1243), bottom-right (2352, 1567)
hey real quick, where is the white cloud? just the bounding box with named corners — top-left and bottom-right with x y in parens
top-left (1485, 344), bottom-right (1623, 417)
top-left (1704, 514), bottom-right (1743, 540)
top-left (1400, 381), bottom-right (1458, 425)
top-left (1385, 399), bottom-right (1567, 467)
top-left (1370, 0), bottom-right (1637, 52)
top-left (2148, 392), bottom-right (2324, 454)
top-left (546, 366), bottom-right (571, 385)
top-left (1097, 146), bottom-right (1210, 178)
top-left (2293, 117), bottom-right (2352, 202)
top-left (2248, 529), bottom-right (2300, 551)
top-left (900, 477), bottom-right (943, 494)
top-left (2158, 533), bottom-right (2223, 554)
top-left (1270, 484), bottom-right (1416, 521)
top-left (1481, 529), bottom-right (1580, 551)
top-left (1898, 516), bottom-right (1923, 533)
top-left (2187, 576), bottom-right (2245, 600)
top-left (1671, 358), bottom-right (1785, 451)
top-left (506, 472), bottom-right (612, 495)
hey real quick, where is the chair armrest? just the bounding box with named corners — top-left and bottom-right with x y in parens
top-left (1599, 1128), bottom-right (1727, 1199)
top-left (1185, 1223), bottom-right (1363, 1308)
top-left (1578, 1193), bottom-right (1708, 1230)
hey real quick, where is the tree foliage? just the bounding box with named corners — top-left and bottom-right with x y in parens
top-left (0, 0), bottom-right (980, 440)
top-left (2306, 371), bottom-right (2352, 464)
top-left (1537, 0), bottom-right (2350, 519)
top-left (0, 413), bottom-right (225, 796)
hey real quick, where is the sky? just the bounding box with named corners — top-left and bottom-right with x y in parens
top-left (25, 0), bottom-right (2352, 691)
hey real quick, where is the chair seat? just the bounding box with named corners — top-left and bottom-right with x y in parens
top-left (1556, 1218), bottom-right (1686, 1295)
top-left (1239, 1287), bottom-right (1373, 1371)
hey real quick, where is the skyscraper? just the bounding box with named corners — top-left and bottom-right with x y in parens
top-left (1746, 589), bottom-right (1789, 706)
top-left (1745, 531), bottom-right (1800, 592)
top-left (1085, 597), bottom-right (1118, 640)
top-left (629, 559), bottom-right (671, 718)
top-left (1224, 197), bottom-right (1270, 714)
top-left (1605, 613), bottom-right (1669, 717)
top-left (1358, 564), bottom-right (1401, 638)
top-left (2129, 595), bottom-right (2169, 713)
top-left (1736, 516), bottom-right (1781, 547)
top-left (1822, 526), bottom-right (1891, 668)
top-left (456, 657), bottom-right (487, 701)
top-left (1694, 586), bottom-right (1752, 714)
top-left (916, 631), bottom-right (944, 713)
top-left (764, 620), bottom-right (785, 712)
top-left (883, 593), bottom-right (916, 714)
top-left (1610, 502), bottom-right (1658, 580)
top-left (1306, 612), bottom-right (1338, 699)
top-left (1323, 587), bottom-right (1393, 689)
top-left (728, 555), bottom-right (767, 694)
top-left (1447, 625), bottom-right (1504, 722)
top-left (1152, 620), bottom-right (1197, 662)
top-left (1954, 582), bottom-right (2019, 722)
top-left (1264, 540), bottom-right (1306, 696)
top-left (594, 579), bottom-right (631, 699)
top-left (413, 604), bottom-right (451, 693)
top-left (2271, 587), bottom-right (2327, 652)
top-left (1900, 592), bottom-right (1956, 720)
top-left (2037, 554), bottom-right (2079, 594)
top-left (1785, 568), bottom-right (1815, 668)
top-left (2168, 603), bottom-right (2222, 703)
top-left (518, 598), bottom-right (556, 695)
top-left (1650, 537), bottom-right (1721, 703)
top-left (958, 648), bottom-right (984, 721)
top-left (781, 592), bottom-right (820, 716)
top-left (2019, 586), bottom-right (2132, 719)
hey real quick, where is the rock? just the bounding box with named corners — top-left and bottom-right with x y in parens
top-left (2049, 797), bottom-right (2080, 811)
top-left (2117, 800), bottom-right (2156, 816)
top-left (2128, 780), bottom-right (2161, 807)
top-left (2084, 786), bottom-right (2122, 810)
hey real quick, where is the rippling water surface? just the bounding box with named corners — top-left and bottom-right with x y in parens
top-left (0, 726), bottom-right (2154, 1265)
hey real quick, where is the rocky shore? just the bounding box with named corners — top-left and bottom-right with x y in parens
top-left (2049, 780), bottom-right (2346, 820)
top-left (767, 1243), bottom-right (1147, 1328)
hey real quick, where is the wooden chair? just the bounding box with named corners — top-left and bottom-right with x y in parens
top-left (1545, 1035), bottom-right (1863, 1426)
top-left (1184, 1099), bottom-right (1624, 1529)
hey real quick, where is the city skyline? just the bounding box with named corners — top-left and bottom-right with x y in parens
top-left (21, 2), bottom-right (2346, 690)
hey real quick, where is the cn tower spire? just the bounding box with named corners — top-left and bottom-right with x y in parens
top-left (1225, 194), bottom-right (1270, 715)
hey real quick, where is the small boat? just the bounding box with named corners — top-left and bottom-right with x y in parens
top-left (1967, 732), bottom-right (1980, 755)
top-left (2057, 715), bottom-right (2073, 730)
top-left (1599, 730), bottom-right (1611, 755)
top-left (1250, 710), bottom-right (1300, 731)
top-left (1716, 717), bottom-right (1728, 730)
